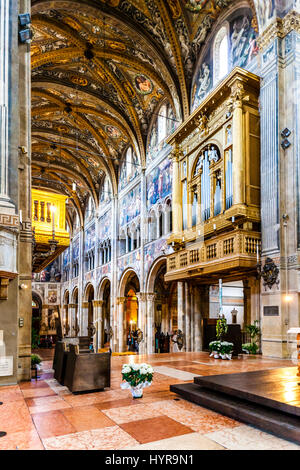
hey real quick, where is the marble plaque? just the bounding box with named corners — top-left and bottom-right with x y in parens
top-left (0, 356), bottom-right (13, 376)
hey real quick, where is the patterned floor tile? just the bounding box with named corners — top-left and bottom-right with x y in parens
top-left (120, 415), bottom-right (193, 444)
top-left (43, 426), bottom-right (139, 450)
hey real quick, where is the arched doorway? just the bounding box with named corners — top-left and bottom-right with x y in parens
top-left (32, 292), bottom-right (43, 349)
top-left (63, 290), bottom-right (70, 337)
top-left (147, 258), bottom-right (178, 353)
top-left (118, 270), bottom-right (140, 352)
top-left (97, 278), bottom-right (111, 349)
top-left (85, 284), bottom-right (95, 342)
top-left (124, 272), bottom-right (140, 343)
top-left (102, 280), bottom-right (111, 346)
top-left (71, 287), bottom-right (79, 337)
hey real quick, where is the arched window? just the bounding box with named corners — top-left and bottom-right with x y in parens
top-left (157, 104), bottom-right (167, 143)
top-left (85, 196), bottom-right (95, 220)
top-left (213, 25), bottom-right (229, 85)
top-left (126, 147), bottom-right (133, 180)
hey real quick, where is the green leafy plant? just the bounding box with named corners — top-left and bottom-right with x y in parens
top-left (209, 340), bottom-right (221, 353)
top-left (242, 342), bottom-right (259, 354)
top-left (121, 363), bottom-right (153, 388)
top-left (31, 354), bottom-right (42, 367)
top-left (31, 327), bottom-right (40, 349)
top-left (243, 320), bottom-right (261, 355)
top-left (216, 316), bottom-right (228, 341)
top-left (245, 320), bottom-right (261, 341)
top-left (220, 341), bottom-right (234, 355)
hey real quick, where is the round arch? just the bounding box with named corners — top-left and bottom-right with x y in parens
top-left (146, 256), bottom-right (167, 294)
top-left (118, 268), bottom-right (140, 298)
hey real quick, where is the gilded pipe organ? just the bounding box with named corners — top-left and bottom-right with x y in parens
top-left (32, 190), bottom-right (70, 273)
top-left (166, 68), bottom-right (261, 284)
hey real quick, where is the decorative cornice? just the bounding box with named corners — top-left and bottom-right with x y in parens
top-left (258, 11), bottom-right (300, 51)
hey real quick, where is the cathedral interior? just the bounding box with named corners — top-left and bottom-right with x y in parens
top-left (0, 0), bottom-right (300, 452)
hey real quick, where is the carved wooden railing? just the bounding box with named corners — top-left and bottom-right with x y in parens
top-left (167, 230), bottom-right (261, 273)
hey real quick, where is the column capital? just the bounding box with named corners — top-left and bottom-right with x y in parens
top-left (116, 296), bottom-right (126, 305)
top-left (136, 292), bottom-right (147, 302)
top-left (93, 300), bottom-right (104, 307)
top-left (146, 293), bottom-right (156, 302)
top-left (257, 11), bottom-right (300, 51)
top-left (82, 301), bottom-right (89, 308)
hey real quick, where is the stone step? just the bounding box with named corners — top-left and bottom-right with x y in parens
top-left (170, 382), bottom-right (300, 445)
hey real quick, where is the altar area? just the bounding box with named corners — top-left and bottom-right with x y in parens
top-left (171, 366), bottom-right (300, 444)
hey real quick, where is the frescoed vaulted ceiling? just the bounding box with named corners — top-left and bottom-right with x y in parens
top-left (30, 0), bottom-right (258, 221)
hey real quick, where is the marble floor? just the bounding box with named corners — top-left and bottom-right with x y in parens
top-left (0, 351), bottom-right (299, 451)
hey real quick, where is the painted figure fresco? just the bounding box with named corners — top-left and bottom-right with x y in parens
top-left (134, 74), bottom-right (153, 94)
top-left (85, 223), bottom-right (96, 251)
top-left (192, 61), bottom-right (211, 111)
top-left (147, 158), bottom-right (172, 209)
top-left (144, 239), bottom-right (173, 275)
top-left (185, 0), bottom-right (210, 12)
top-left (254, 0), bottom-right (276, 30)
top-left (231, 15), bottom-right (258, 68)
top-left (72, 238), bottom-right (79, 261)
top-left (99, 211), bottom-right (112, 240)
top-left (105, 125), bottom-right (121, 139)
top-left (119, 185), bottom-right (141, 226)
top-left (63, 247), bottom-right (70, 267)
top-left (118, 250), bottom-right (141, 279)
top-left (191, 8), bottom-right (258, 112)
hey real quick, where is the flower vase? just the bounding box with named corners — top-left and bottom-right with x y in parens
top-left (220, 354), bottom-right (227, 360)
top-left (213, 353), bottom-right (219, 359)
top-left (131, 386), bottom-right (144, 399)
top-left (226, 353), bottom-right (232, 360)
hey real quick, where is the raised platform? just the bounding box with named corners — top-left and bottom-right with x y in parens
top-left (170, 367), bottom-right (300, 444)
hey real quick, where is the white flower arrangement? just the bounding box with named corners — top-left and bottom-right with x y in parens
top-left (121, 362), bottom-right (154, 396)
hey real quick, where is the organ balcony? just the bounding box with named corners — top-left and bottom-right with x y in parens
top-left (165, 68), bottom-right (261, 283)
top-left (32, 189), bottom-right (70, 272)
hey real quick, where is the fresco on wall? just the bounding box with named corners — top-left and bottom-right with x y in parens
top-left (96, 264), bottom-right (111, 279)
top-left (63, 247), bottom-right (70, 267)
top-left (119, 185), bottom-right (141, 226)
top-left (105, 125), bottom-right (121, 139)
top-left (32, 260), bottom-right (61, 282)
top-left (119, 150), bottom-right (139, 191)
top-left (191, 7), bottom-right (258, 112)
top-left (134, 74), bottom-right (153, 95)
top-left (85, 223), bottom-right (95, 251)
top-left (99, 210), bottom-right (112, 240)
top-left (72, 237), bottom-right (79, 260)
top-left (144, 239), bottom-right (173, 275)
top-left (191, 60), bottom-right (212, 111)
top-left (118, 249), bottom-right (141, 279)
top-left (146, 158), bottom-right (172, 209)
top-left (185, 0), bottom-right (210, 12)
top-left (254, 0), bottom-right (276, 31)
top-left (230, 15), bottom-right (259, 68)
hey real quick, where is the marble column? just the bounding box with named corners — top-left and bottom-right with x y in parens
top-left (81, 301), bottom-right (89, 337)
top-left (136, 292), bottom-right (147, 354)
top-left (177, 282), bottom-right (184, 334)
top-left (185, 283), bottom-right (191, 351)
top-left (92, 300), bottom-right (103, 352)
top-left (229, 76), bottom-right (245, 206)
top-left (193, 286), bottom-right (202, 351)
top-left (171, 149), bottom-right (182, 235)
top-left (116, 297), bottom-right (126, 352)
top-left (146, 293), bottom-right (156, 354)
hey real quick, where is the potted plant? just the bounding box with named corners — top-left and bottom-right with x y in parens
top-left (242, 320), bottom-right (261, 355)
top-left (220, 341), bottom-right (234, 360)
top-left (31, 353), bottom-right (42, 379)
top-left (121, 362), bottom-right (153, 398)
top-left (209, 340), bottom-right (221, 358)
